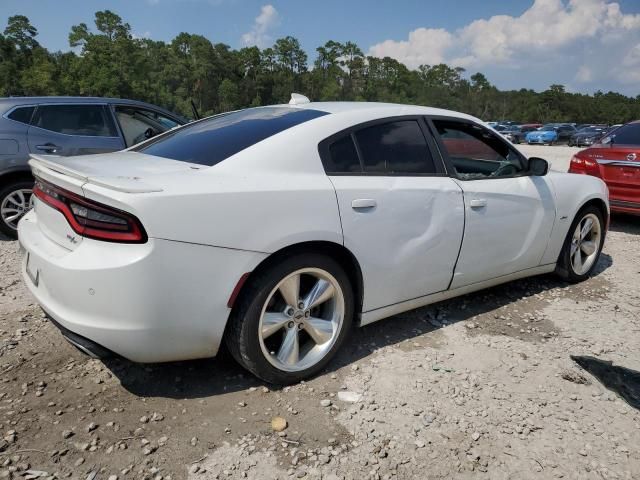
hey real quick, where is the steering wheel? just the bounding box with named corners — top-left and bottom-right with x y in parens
top-left (490, 161), bottom-right (517, 177)
top-left (132, 128), bottom-right (156, 145)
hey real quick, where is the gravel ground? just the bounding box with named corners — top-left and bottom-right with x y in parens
top-left (0, 146), bottom-right (638, 480)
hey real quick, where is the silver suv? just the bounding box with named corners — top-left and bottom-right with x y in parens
top-left (0, 97), bottom-right (186, 237)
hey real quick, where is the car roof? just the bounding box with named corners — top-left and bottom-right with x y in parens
top-left (0, 96), bottom-right (185, 121)
top-left (290, 101), bottom-right (482, 122)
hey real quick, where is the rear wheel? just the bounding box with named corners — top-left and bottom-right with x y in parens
top-left (0, 180), bottom-right (34, 238)
top-left (556, 206), bottom-right (605, 282)
top-left (225, 253), bottom-right (354, 384)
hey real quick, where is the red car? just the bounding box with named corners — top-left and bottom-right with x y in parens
top-left (569, 121), bottom-right (640, 215)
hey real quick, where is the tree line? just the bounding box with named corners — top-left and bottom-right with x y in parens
top-left (1, 11), bottom-right (639, 124)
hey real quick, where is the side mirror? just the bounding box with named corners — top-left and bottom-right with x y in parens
top-left (528, 157), bottom-right (549, 176)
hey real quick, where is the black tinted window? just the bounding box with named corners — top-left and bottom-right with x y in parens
top-left (137, 107), bottom-right (328, 166)
top-left (355, 120), bottom-right (435, 174)
top-left (326, 135), bottom-right (361, 173)
top-left (606, 123), bottom-right (640, 145)
top-left (33, 105), bottom-right (118, 137)
top-left (7, 106), bottom-right (35, 125)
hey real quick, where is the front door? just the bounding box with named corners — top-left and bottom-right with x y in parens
top-left (320, 118), bottom-right (465, 312)
top-left (430, 118), bottom-right (556, 288)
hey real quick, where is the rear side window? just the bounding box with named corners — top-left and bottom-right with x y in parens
top-left (32, 105), bottom-right (118, 137)
top-left (7, 106), bottom-right (35, 125)
top-left (605, 123), bottom-right (640, 145)
top-left (326, 136), bottom-right (361, 173)
top-left (136, 107), bottom-right (329, 166)
top-left (355, 120), bottom-right (436, 174)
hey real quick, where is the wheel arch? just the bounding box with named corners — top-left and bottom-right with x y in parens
top-left (579, 197), bottom-right (609, 229)
top-left (0, 167), bottom-right (33, 189)
top-left (228, 240), bottom-right (364, 319)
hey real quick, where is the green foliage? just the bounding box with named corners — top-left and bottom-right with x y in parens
top-left (1, 11), bottom-right (639, 123)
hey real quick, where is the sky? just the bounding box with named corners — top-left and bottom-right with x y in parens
top-left (2, 0), bottom-right (640, 96)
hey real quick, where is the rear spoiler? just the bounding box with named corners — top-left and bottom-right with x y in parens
top-left (29, 154), bottom-right (163, 193)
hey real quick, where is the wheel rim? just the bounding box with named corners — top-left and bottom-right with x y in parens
top-left (258, 268), bottom-right (345, 373)
top-left (1, 188), bottom-right (34, 231)
top-left (570, 213), bottom-right (601, 275)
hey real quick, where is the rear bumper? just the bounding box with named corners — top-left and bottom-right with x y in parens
top-left (610, 199), bottom-right (640, 215)
top-left (18, 210), bottom-right (267, 363)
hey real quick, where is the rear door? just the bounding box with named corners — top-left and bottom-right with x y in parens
top-left (429, 117), bottom-right (556, 288)
top-left (27, 104), bottom-right (124, 156)
top-left (321, 117), bottom-right (465, 312)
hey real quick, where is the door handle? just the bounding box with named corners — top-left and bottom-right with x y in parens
top-left (352, 199), bottom-right (377, 210)
top-left (35, 143), bottom-right (61, 153)
top-left (469, 198), bottom-right (487, 208)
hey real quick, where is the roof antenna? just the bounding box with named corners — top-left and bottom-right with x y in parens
top-left (289, 93), bottom-right (310, 105)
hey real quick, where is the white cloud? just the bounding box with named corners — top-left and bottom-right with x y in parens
top-left (368, 0), bottom-right (640, 94)
top-left (241, 4), bottom-right (280, 49)
top-left (368, 28), bottom-right (453, 69)
top-left (132, 31), bottom-right (152, 40)
top-left (575, 65), bottom-right (593, 83)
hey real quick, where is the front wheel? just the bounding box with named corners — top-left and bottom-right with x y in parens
top-left (556, 206), bottom-right (605, 282)
top-left (0, 181), bottom-right (34, 238)
top-left (225, 253), bottom-right (354, 384)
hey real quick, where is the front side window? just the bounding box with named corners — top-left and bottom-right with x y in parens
top-left (433, 120), bottom-right (525, 180)
top-left (7, 106), bottom-right (35, 125)
top-left (115, 106), bottom-right (181, 147)
top-left (32, 105), bottom-right (118, 137)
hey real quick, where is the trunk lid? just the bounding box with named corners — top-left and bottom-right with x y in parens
top-left (28, 152), bottom-right (202, 249)
top-left (581, 144), bottom-right (640, 204)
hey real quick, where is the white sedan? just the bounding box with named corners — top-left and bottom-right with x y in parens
top-left (18, 96), bottom-right (608, 384)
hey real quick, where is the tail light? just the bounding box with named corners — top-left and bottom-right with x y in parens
top-left (33, 177), bottom-right (147, 243)
top-left (569, 155), bottom-right (599, 176)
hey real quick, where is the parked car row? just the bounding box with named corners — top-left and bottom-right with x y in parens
top-left (487, 121), bottom-right (620, 147)
top-left (0, 97), bottom-right (187, 237)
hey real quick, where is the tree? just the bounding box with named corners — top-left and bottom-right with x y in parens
top-left (1, 12), bottom-right (639, 123)
top-left (4, 15), bottom-right (38, 50)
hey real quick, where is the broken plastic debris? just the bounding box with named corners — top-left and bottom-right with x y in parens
top-left (337, 391), bottom-right (362, 403)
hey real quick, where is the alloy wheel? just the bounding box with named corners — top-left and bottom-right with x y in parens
top-left (570, 213), bottom-right (601, 275)
top-left (1, 188), bottom-right (34, 231)
top-left (258, 268), bottom-right (345, 372)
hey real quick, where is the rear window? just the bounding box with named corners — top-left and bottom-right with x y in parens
top-left (135, 107), bottom-right (329, 166)
top-left (605, 123), bottom-right (640, 145)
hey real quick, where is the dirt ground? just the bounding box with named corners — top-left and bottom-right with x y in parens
top-left (0, 146), bottom-right (638, 480)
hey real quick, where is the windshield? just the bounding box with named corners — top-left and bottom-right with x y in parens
top-left (541, 126), bottom-right (556, 131)
top-left (135, 107), bottom-right (329, 166)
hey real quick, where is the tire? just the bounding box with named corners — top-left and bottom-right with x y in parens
top-left (556, 205), bottom-right (605, 283)
top-left (225, 253), bottom-right (354, 384)
top-left (0, 180), bottom-right (34, 238)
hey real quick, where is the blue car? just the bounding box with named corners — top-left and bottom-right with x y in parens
top-left (526, 125), bottom-right (559, 145)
